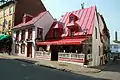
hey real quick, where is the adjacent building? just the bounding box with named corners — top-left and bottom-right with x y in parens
top-left (0, 0), bottom-right (46, 34)
top-left (35, 6), bottom-right (110, 66)
top-left (11, 11), bottom-right (54, 58)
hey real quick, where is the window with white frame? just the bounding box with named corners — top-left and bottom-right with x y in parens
top-left (3, 8), bottom-right (6, 17)
top-left (21, 44), bottom-right (25, 54)
top-left (37, 28), bottom-right (43, 40)
top-left (70, 28), bottom-right (74, 36)
top-left (15, 44), bottom-right (19, 53)
top-left (28, 28), bottom-right (32, 40)
top-left (8, 20), bottom-right (11, 28)
top-left (0, 11), bottom-right (2, 18)
top-left (9, 6), bottom-right (13, 15)
top-left (69, 15), bottom-right (75, 23)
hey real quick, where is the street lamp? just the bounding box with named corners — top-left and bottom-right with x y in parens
top-left (83, 28), bottom-right (88, 65)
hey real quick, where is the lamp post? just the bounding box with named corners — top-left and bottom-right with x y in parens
top-left (83, 28), bottom-right (88, 65)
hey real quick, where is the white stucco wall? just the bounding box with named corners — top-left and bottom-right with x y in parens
top-left (34, 12), bottom-right (54, 40)
top-left (11, 31), bottom-right (16, 55)
top-left (32, 28), bottom-right (36, 58)
top-left (98, 14), bottom-right (104, 34)
top-left (12, 28), bottom-right (33, 57)
top-left (98, 14), bottom-right (109, 49)
top-left (24, 29), bottom-right (28, 57)
top-left (92, 12), bottom-right (103, 66)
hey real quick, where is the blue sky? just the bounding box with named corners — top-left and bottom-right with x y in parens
top-left (41, 0), bottom-right (120, 43)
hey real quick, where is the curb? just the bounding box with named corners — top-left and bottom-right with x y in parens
top-left (0, 55), bottom-right (102, 74)
top-left (17, 59), bottom-right (101, 73)
top-left (15, 59), bottom-right (35, 64)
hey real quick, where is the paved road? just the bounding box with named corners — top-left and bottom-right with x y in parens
top-left (0, 58), bottom-right (105, 80)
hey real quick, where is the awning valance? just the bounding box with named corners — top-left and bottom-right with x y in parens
top-left (36, 38), bottom-right (86, 46)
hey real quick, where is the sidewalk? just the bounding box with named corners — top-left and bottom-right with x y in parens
top-left (0, 54), bottom-right (102, 74)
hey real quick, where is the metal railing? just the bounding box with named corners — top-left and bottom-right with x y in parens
top-left (35, 51), bottom-right (51, 57)
top-left (58, 52), bottom-right (85, 59)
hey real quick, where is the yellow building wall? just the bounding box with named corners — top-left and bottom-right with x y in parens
top-left (0, 3), bottom-right (15, 33)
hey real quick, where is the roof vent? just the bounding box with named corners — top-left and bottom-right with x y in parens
top-left (81, 3), bottom-right (84, 9)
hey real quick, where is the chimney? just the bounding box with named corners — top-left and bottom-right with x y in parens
top-left (115, 31), bottom-right (118, 41)
top-left (54, 18), bottom-right (57, 21)
top-left (81, 3), bottom-right (84, 9)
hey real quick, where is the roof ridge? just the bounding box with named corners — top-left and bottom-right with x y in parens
top-left (13, 11), bottom-right (48, 29)
top-left (33, 11), bottom-right (48, 24)
top-left (33, 11), bottom-right (48, 18)
top-left (66, 6), bottom-right (96, 14)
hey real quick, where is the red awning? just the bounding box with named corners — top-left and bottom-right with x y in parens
top-left (36, 38), bottom-right (86, 46)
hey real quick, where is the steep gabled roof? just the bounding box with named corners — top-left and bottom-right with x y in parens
top-left (13, 11), bottom-right (48, 29)
top-left (100, 14), bottom-right (110, 37)
top-left (59, 6), bottom-right (96, 36)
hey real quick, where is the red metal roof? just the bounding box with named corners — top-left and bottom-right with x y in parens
top-left (36, 38), bottom-right (86, 45)
top-left (59, 6), bottom-right (96, 36)
top-left (13, 11), bottom-right (48, 29)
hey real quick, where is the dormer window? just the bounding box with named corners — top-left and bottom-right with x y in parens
top-left (69, 13), bottom-right (78, 23)
top-left (70, 28), bottom-right (74, 36)
top-left (53, 22), bottom-right (63, 39)
top-left (23, 14), bottom-right (33, 23)
top-left (67, 13), bottom-right (78, 28)
top-left (69, 16), bottom-right (75, 23)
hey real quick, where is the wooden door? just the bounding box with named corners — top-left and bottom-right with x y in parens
top-left (27, 43), bottom-right (32, 58)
